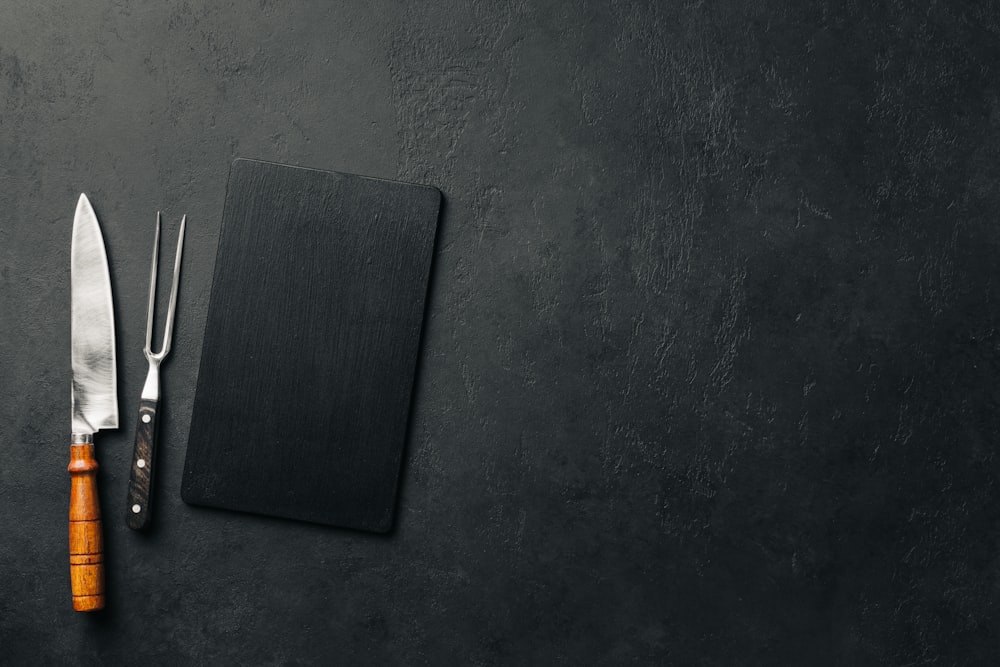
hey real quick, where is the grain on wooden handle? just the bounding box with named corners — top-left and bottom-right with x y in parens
top-left (68, 443), bottom-right (104, 611)
top-left (126, 398), bottom-right (159, 530)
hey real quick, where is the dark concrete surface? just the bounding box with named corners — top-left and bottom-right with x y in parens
top-left (1, 1), bottom-right (999, 664)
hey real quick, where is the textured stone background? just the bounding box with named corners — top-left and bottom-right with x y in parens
top-left (2, 1), bottom-right (999, 664)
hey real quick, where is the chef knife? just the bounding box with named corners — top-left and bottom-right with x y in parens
top-left (69, 193), bottom-right (118, 612)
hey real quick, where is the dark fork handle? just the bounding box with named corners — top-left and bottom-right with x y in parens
top-left (126, 398), bottom-right (158, 530)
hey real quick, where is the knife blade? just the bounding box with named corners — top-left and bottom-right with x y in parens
top-left (69, 193), bottom-right (118, 612)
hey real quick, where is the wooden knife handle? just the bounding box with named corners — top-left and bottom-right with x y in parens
top-left (68, 442), bottom-right (104, 611)
top-left (126, 398), bottom-right (158, 530)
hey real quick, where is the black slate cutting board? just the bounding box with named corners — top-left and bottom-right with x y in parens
top-left (181, 159), bottom-right (441, 531)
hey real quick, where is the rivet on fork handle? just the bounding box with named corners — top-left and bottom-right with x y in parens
top-left (126, 212), bottom-right (185, 530)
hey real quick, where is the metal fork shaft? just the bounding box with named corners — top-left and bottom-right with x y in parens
top-left (140, 360), bottom-right (161, 401)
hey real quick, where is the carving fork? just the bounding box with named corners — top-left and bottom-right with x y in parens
top-left (126, 212), bottom-right (185, 530)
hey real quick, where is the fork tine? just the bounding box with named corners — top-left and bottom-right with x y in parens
top-left (144, 213), bottom-right (161, 355)
top-left (158, 214), bottom-right (185, 358)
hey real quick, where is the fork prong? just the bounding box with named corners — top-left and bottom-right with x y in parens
top-left (158, 214), bottom-right (185, 359)
top-left (144, 213), bottom-right (161, 355)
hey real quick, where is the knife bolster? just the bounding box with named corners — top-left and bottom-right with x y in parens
top-left (68, 443), bottom-right (104, 611)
